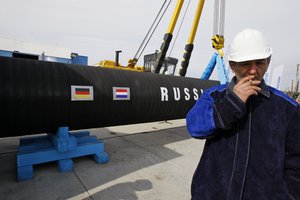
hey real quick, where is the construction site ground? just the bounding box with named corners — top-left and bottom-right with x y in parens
top-left (0, 119), bottom-right (205, 200)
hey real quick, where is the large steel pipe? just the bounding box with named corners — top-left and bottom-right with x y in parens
top-left (0, 56), bottom-right (219, 137)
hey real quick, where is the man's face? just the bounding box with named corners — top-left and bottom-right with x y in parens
top-left (229, 58), bottom-right (270, 81)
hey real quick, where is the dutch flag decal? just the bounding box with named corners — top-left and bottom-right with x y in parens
top-left (113, 87), bottom-right (130, 100)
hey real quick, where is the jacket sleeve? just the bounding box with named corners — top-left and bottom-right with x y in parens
top-left (186, 87), bottom-right (246, 139)
top-left (285, 105), bottom-right (300, 199)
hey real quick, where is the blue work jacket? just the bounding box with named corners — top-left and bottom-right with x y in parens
top-left (186, 78), bottom-right (300, 200)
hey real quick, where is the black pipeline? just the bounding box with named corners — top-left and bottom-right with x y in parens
top-left (0, 56), bottom-right (219, 137)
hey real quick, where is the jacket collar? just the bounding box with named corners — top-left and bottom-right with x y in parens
top-left (227, 77), bottom-right (270, 98)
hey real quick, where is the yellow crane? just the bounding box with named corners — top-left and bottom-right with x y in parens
top-left (96, 0), bottom-right (227, 81)
top-left (95, 0), bottom-right (177, 74)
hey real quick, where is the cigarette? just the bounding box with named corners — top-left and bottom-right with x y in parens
top-left (250, 79), bottom-right (252, 85)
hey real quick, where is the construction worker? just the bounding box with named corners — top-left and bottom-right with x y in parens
top-left (186, 28), bottom-right (300, 199)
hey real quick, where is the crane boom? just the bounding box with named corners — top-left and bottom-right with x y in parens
top-left (127, 0), bottom-right (171, 68)
top-left (154, 0), bottom-right (184, 74)
top-left (179, 0), bottom-right (205, 77)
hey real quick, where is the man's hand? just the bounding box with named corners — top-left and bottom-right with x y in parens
top-left (233, 75), bottom-right (261, 103)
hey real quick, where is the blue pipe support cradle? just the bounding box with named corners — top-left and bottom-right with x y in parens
top-left (17, 126), bottom-right (109, 181)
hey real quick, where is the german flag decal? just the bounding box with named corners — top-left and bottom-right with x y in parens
top-left (71, 85), bottom-right (94, 101)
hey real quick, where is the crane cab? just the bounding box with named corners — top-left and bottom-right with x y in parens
top-left (144, 51), bottom-right (178, 75)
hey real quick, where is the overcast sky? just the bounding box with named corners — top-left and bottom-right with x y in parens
top-left (1, 0), bottom-right (300, 90)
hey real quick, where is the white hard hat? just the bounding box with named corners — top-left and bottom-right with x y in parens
top-left (228, 28), bottom-right (272, 62)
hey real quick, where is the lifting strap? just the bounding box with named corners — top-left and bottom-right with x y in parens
top-left (201, 51), bottom-right (229, 84)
